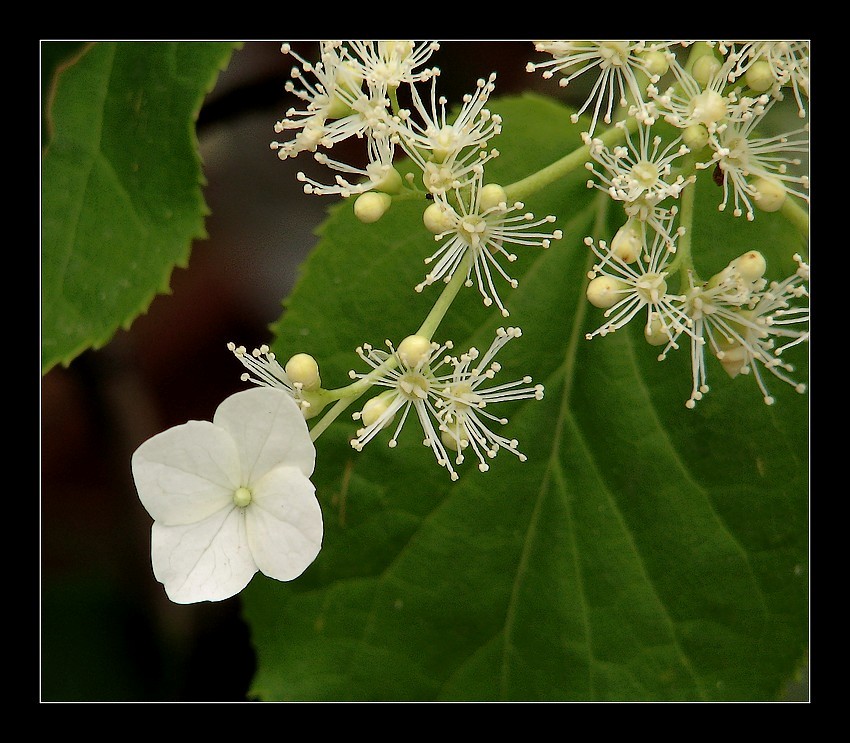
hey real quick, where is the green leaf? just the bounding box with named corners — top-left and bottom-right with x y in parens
top-left (242, 94), bottom-right (808, 701)
top-left (41, 41), bottom-right (240, 373)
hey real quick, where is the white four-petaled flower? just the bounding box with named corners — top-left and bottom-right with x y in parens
top-left (131, 387), bottom-right (322, 604)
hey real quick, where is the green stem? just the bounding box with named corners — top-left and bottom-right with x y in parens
top-left (781, 196), bottom-right (809, 240)
top-left (308, 395), bottom-right (355, 442)
top-left (504, 116), bottom-right (639, 203)
top-left (415, 252), bottom-right (471, 339)
top-left (667, 156), bottom-right (698, 286)
top-left (388, 85), bottom-right (401, 116)
top-left (308, 251), bottom-right (473, 442)
top-left (591, 188), bottom-right (611, 244)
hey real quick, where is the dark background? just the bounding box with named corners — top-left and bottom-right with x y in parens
top-left (40, 40), bottom-right (547, 702)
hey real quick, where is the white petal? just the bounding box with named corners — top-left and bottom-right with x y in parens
top-left (245, 465), bottom-right (323, 582)
top-left (151, 505), bottom-right (257, 604)
top-left (213, 387), bottom-right (315, 483)
top-left (132, 420), bottom-right (240, 525)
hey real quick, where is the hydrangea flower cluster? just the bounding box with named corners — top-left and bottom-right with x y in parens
top-left (131, 40), bottom-right (809, 604)
top-left (347, 328), bottom-right (543, 481)
top-left (274, 41), bottom-right (562, 312)
top-left (525, 41), bottom-right (689, 134)
top-left (526, 40), bottom-right (810, 408)
top-left (664, 251), bottom-right (809, 408)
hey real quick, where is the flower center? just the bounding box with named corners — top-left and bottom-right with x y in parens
top-left (372, 60), bottom-right (403, 85)
top-left (458, 214), bottom-right (487, 246)
top-left (686, 287), bottom-right (715, 319)
top-left (635, 272), bottom-right (668, 304)
top-left (447, 381), bottom-right (483, 411)
top-left (397, 371), bottom-right (430, 400)
top-left (599, 42), bottom-right (629, 67)
top-left (631, 159), bottom-right (659, 188)
top-left (422, 162), bottom-right (455, 193)
top-left (722, 135), bottom-right (748, 169)
top-left (298, 121), bottom-right (327, 150)
top-left (233, 486), bottom-right (253, 508)
top-left (435, 124), bottom-right (456, 148)
top-left (688, 90), bottom-right (727, 126)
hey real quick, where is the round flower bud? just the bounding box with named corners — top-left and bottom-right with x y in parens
top-left (325, 62), bottom-right (363, 119)
top-left (397, 334), bottom-right (433, 369)
top-left (325, 95), bottom-right (355, 121)
top-left (285, 353), bottom-right (321, 391)
top-left (691, 54), bottom-right (721, 86)
top-left (374, 166), bottom-right (403, 195)
top-left (730, 251), bottom-right (767, 282)
top-left (751, 176), bottom-right (786, 212)
top-left (640, 49), bottom-right (669, 78)
top-left (716, 341), bottom-right (748, 379)
top-left (610, 220), bottom-right (642, 263)
top-left (360, 392), bottom-right (395, 429)
top-left (478, 183), bottom-right (508, 212)
top-left (423, 202), bottom-right (455, 234)
top-left (745, 60), bottom-right (774, 93)
top-left (586, 275), bottom-right (625, 309)
top-left (354, 192), bottom-right (392, 224)
top-left (681, 124), bottom-right (709, 152)
top-left (689, 90), bottom-right (726, 126)
top-left (441, 426), bottom-right (466, 453)
top-left (644, 315), bottom-right (670, 347)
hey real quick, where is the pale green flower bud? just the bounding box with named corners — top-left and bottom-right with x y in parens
top-left (441, 426), bottom-right (465, 453)
top-left (325, 62), bottom-right (363, 119)
top-left (423, 202), bottom-right (455, 234)
top-left (397, 334), bottom-right (433, 369)
top-left (689, 90), bottom-right (727, 127)
top-left (478, 183), bottom-right (508, 212)
top-left (681, 124), bottom-right (709, 152)
top-left (359, 392), bottom-right (396, 429)
top-left (586, 275), bottom-right (626, 309)
top-left (745, 60), bottom-right (775, 93)
top-left (640, 49), bottom-right (669, 78)
top-left (374, 166), bottom-right (404, 195)
top-left (691, 54), bottom-right (722, 86)
top-left (354, 192), bottom-right (393, 224)
top-left (716, 341), bottom-right (748, 379)
top-left (644, 315), bottom-right (670, 346)
top-left (714, 319), bottom-right (753, 379)
top-left (729, 251), bottom-right (767, 282)
top-left (285, 353), bottom-right (321, 391)
top-left (610, 220), bottom-right (643, 263)
top-left (752, 176), bottom-right (787, 212)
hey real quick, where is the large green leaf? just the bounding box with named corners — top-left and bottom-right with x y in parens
top-left (242, 94), bottom-right (808, 701)
top-left (41, 41), bottom-right (240, 373)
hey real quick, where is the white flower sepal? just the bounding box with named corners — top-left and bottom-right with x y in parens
top-left (131, 387), bottom-right (322, 604)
